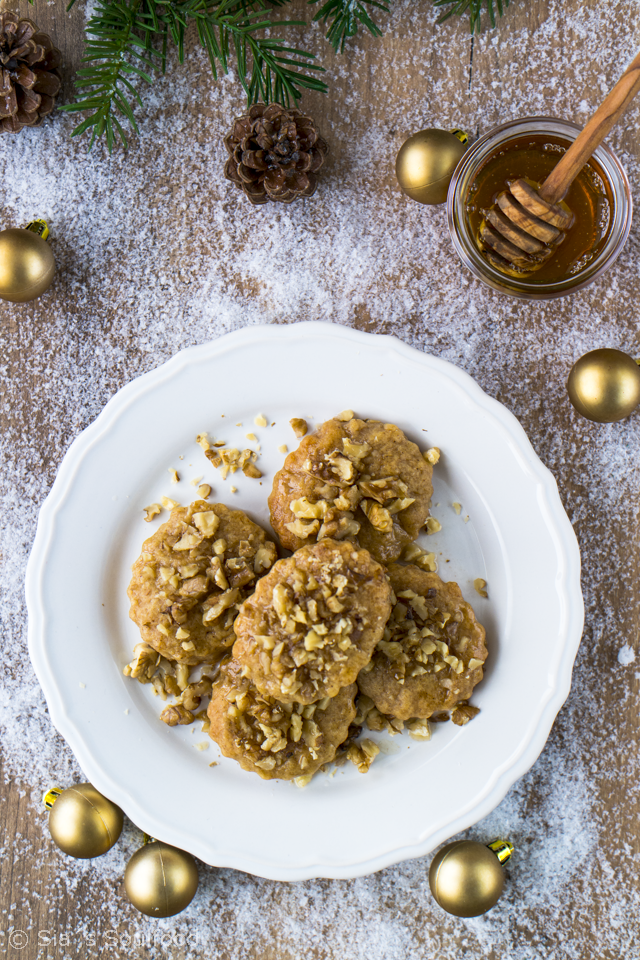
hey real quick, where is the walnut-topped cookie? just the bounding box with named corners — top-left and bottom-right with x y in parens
top-left (128, 500), bottom-right (277, 665)
top-left (358, 563), bottom-right (487, 719)
top-left (232, 539), bottom-right (392, 703)
top-left (208, 658), bottom-right (357, 781)
top-left (268, 413), bottom-right (434, 564)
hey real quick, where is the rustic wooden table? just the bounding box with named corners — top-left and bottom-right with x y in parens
top-left (1, 0), bottom-right (639, 956)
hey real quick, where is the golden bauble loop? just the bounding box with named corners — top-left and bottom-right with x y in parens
top-left (48, 783), bottom-right (124, 859)
top-left (124, 841), bottom-right (199, 918)
top-left (567, 348), bottom-right (640, 423)
top-left (0, 227), bottom-right (56, 303)
top-left (429, 839), bottom-right (509, 917)
top-left (396, 129), bottom-right (468, 205)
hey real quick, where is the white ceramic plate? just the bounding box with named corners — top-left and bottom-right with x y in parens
top-left (26, 322), bottom-right (583, 881)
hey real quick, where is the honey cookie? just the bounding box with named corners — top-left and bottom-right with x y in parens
top-left (208, 658), bottom-right (357, 781)
top-left (269, 413), bottom-right (434, 564)
top-left (232, 539), bottom-right (392, 704)
top-left (128, 500), bottom-right (277, 665)
top-left (358, 562), bottom-right (487, 720)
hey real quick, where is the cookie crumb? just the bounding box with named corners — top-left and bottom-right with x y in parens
top-left (124, 708), bottom-right (130, 715)
top-left (474, 578), bottom-right (488, 598)
top-left (209, 761), bottom-right (218, 767)
top-left (195, 742), bottom-right (209, 751)
top-left (79, 682), bottom-right (86, 689)
top-left (290, 417), bottom-right (308, 438)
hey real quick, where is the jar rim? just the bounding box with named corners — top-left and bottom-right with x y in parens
top-left (447, 116), bottom-right (633, 300)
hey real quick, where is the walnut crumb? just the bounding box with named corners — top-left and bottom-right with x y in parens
top-left (452, 502), bottom-right (462, 515)
top-left (423, 447), bottom-right (441, 465)
top-left (209, 761), bottom-right (218, 767)
top-left (161, 496), bottom-right (179, 510)
top-left (143, 503), bottom-right (162, 522)
top-left (335, 410), bottom-right (355, 422)
top-left (254, 413), bottom-right (268, 427)
top-left (245, 432), bottom-right (258, 441)
top-left (194, 741), bottom-right (209, 750)
top-left (451, 703), bottom-right (480, 726)
top-left (197, 483), bottom-right (212, 498)
top-left (425, 517), bottom-right (442, 534)
top-left (278, 444), bottom-right (288, 454)
top-left (474, 578), bottom-right (488, 598)
top-left (230, 486), bottom-right (237, 494)
top-left (406, 718), bottom-right (431, 741)
top-left (242, 462), bottom-right (262, 479)
top-left (289, 417), bottom-right (308, 438)
top-left (168, 468), bottom-right (180, 483)
top-left (190, 475), bottom-right (203, 486)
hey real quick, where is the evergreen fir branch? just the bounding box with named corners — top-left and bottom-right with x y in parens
top-left (60, 0), bottom-right (155, 150)
top-left (310, 0), bottom-right (389, 53)
top-left (63, 0), bottom-right (326, 150)
top-left (433, 0), bottom-right (511, 34)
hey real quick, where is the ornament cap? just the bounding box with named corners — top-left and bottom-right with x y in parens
top-left (42, 786), bottom-right (64, 810)
top-left (487, 838), bottom-right (514, 864)
top-left (26, 219), bottom-right (50, 241)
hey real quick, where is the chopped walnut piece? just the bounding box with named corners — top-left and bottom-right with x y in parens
top-left (169, 468), bottom-right (180, 483)
top-left (335, 410), bottom-right (355, 421)
top-left (254, 413), bottom-right (268, 427)
top-left (245, 433), bottom-right (258, 441)
top-left (425, 517), bottom-right (442, 534)
top-left (451, 703), bottom-right (480, 726)
top-left (161, 496), bottom-right (180, 510)
top-left (242, 462), bottom-right (262, 479)
top-left (346, 738), bottom-right (380, 773)
top-left (143, 503), bottom-right (162, 522)
top-left (452, 502), bottom-right (462, 515)
top-left (423, 447), bottom-right (441, 465)
top-left (290, 418), bottom-right (308, 438)
top-left (160, 704), bottom-right (195, 726)
top-left (278, 444), bottom-right (288, 454)
top-left (474, 578), bottom-right (488, 598)
top-left (197, 483), bottom-right (212, 499)
top-left (193, 510), bottom-right (220, 538)
top-left (196, 432), bottom-right (211, 451)
top-left (468, 658), bottom-right (484, 670)
top-left (406, 718), bottom-right (432, 741)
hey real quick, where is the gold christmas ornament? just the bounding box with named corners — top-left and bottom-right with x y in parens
top-left (429, 838), bottom-right (514, 917)
top-left (124, 840), bottom-right (199, 918)
top-left (567, 348), bottom-right (640, 423)
top-left (46, 782), bottom-right (124, 859)
top-left (0, 220), bottom-right (55, 302)
top-left (396, 129), bottom-right (469, 205)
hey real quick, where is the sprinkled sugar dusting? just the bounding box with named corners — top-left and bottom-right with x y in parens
top-left (1, 0), bottom-right (639, 955)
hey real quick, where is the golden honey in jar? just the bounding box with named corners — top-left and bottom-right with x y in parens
top-left (465, 134), bottom-right (613, 283)
top-left (447, 118), bottom-right (632, 301)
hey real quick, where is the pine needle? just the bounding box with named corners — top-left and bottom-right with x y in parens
top-left (432, 0), bottom-right (512, 34)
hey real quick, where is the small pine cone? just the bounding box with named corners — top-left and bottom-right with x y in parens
top-left (0, 13), bottom-right (62, 135)
top-left (224, 103), bottom-right (329, 205)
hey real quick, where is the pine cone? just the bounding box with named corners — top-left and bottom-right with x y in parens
top-left (224, 103), bottom-right (329, 205)
top-left (0, 13), bottom-right (62, 134)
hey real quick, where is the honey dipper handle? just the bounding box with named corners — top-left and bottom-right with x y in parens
top-left (539, 48), bottom-right (640, 204)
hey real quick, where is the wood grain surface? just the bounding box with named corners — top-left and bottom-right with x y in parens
top-left (1, 0), bottom-right (640, 957)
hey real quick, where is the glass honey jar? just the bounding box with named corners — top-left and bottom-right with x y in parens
top-left (447, 117), bottom-right (632, 300)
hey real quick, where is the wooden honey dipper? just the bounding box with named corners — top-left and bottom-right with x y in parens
top-left (477, 49), bottom-right (640, 277)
